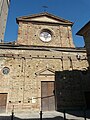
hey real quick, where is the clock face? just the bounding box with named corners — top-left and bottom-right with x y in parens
top-left (40, 31), bottom-right (52, 42)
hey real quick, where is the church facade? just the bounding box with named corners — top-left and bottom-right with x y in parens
top-left (0, 12), bottom-right (89, 113)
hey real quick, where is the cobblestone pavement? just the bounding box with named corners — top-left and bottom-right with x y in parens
top-left (0, 110), bottom-right (90, 120)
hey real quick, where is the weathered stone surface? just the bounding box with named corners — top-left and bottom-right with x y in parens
top-left (0, 47), bottom-right (89, 112)
top-left (0, 13), bottom-right (89, 112)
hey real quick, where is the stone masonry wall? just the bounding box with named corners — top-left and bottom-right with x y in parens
top-left (17, 22), bottom-right (75, 48)
top-left (0, 48), bottom-right (89, 112)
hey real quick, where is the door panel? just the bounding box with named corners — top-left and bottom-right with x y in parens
top-left (41, 81), bottom-right (55, 111)
top-left (0, 93), bottom-right (7, 112)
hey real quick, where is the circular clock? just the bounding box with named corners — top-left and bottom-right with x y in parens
top-left (40, 31), bottom-right (52, 42)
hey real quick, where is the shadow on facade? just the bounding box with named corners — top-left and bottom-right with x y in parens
top-left (0, 70), bottom-right (90, 119)
top-left (55, 69), bottom-right (90, 119)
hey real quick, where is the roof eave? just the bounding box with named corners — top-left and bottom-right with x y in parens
top-left (16, 18), bottom-right (73, 26)
top-left (76, 21), bottom-right (90, 36)
top-left (16, 12), bottom-right (73, 25)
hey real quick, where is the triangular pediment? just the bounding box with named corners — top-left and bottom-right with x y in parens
top-left (35, 67), bottom-right (55, 76)
top-left (17, 12), bottom-right (73, 25)
top-left (26, 16), bottom-right (64, 24)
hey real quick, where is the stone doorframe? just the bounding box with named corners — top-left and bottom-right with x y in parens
top-left (35, 67), bottom-right (55, 111)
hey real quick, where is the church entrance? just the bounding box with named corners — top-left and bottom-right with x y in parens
top-left (0, 93), bottom-right (7, 112)
top-left (41, 81), bottom-right (55, 111)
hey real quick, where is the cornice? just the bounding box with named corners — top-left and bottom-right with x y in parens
top-left (0, 44), bottom-right (86, 53)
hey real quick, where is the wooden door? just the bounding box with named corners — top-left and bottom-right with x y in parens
top-left (0, 93), bottom-right (7, 112)
top-left (41, 81), bottom-right (55, 111)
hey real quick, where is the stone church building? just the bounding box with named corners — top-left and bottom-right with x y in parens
top-left (0, 12), bottom-right (90, 113)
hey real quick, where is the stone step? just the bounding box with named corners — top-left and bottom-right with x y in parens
top-left (0, 111), bottom-right (90, 120)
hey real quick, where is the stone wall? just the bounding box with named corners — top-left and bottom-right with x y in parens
top-left (0, 0), bottom-right (9, 41)
top-left (0, 47), bottom-right (89, 112)
top-left (17, 22), bottom-right (75, 48)
top-left (55, 70), bottom-right (90, 110)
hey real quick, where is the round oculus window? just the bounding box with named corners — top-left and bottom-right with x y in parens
top-left (2, 67), bottom-right (10, 75)
top-left (40, 31), bottom-right (52, 42)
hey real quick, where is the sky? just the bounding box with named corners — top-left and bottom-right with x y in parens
top-left (4, 0), bottom-right (90, 47)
